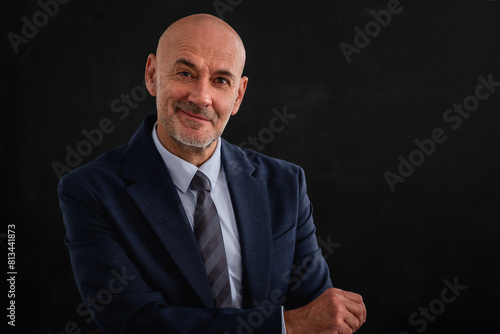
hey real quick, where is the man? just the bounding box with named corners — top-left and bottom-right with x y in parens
top-left (58, 13), bottom-right (366, 333)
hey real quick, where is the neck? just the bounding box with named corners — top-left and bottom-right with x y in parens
top-left (157, 127), bottom-right (217, 167)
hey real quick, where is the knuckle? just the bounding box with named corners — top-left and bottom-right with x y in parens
top-left (330, 287), bottom-right (342, 295)
top-left (331, 316), bottom-right (344, 328)
top-left (324, 288), bottom-right (335, 296)
top-left (330, 303), bottom-right (345, 317)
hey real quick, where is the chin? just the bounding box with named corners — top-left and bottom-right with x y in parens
top-left (174, 132), bottom-right (217, 148)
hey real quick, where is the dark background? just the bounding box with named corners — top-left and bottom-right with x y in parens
top-left (2, 0), bottom-right (500, 333)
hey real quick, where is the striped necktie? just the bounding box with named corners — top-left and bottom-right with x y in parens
top-left (191, 171), bottom-right (232, 307)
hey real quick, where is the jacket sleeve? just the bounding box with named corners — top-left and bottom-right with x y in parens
top-left (281, 167), bottom-right (333, 310)
top-left (58, 173), bottom-right (282, 334)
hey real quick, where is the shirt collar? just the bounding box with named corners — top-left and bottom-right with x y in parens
top-left (152, 122), bottom-right (221, 193)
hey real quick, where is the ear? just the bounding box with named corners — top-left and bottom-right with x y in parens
top-left (231, 76), bottom-right (248, 116)
top-left (145, 53), bottom-right (157, 96)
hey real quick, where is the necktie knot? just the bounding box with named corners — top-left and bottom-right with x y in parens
top-left (191, 171), bottom-right (211, 192)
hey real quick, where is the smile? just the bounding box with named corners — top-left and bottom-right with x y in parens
top-left (177, 108), bottom-right (211, 123)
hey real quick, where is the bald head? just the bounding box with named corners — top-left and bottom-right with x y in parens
top-left (156, 14), bottom-right (246, 75)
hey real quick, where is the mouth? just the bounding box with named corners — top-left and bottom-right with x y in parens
top-left (177, 108), bottom-right (211, 123)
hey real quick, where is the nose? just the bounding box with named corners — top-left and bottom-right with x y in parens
top-left (188, 79), bottom-right (212, 108)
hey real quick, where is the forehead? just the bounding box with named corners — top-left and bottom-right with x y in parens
top-left (162, 32), bottom-right (243, 73)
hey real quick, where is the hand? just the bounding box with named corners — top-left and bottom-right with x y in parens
top-left (284, 287), bottom-right (366, 334)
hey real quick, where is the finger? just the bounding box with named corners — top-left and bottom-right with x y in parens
top-left (342, 297), bottom-right (366, 325)
top-left (341, 290), bottom-right (363, 304)
top-left (341, 290), bottom-right (367, 322)
top-left (342, 311), bottom-right (360, 333)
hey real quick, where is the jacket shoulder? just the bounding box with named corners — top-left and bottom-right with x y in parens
top-left (221, 139), bottom-right (303, 178)
top-left (58, 143), bottom-right (128, 190)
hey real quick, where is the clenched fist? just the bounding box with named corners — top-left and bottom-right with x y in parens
top-left (284, 288), bottom-right (366, 334)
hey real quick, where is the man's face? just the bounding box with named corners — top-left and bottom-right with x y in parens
top-left (146, 21), bottom-right (247, 150)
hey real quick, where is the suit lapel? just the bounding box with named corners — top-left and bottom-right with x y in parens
top-left (122, 116), bottom-right (214, 308)
top-left (222, 141), bottom-right (273, 307)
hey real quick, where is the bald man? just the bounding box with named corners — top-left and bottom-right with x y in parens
top-left (58, 14), bottom-right (366, 334)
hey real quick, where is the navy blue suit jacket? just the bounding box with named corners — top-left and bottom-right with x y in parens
top-left (58, 115), bottom-right (332, 333)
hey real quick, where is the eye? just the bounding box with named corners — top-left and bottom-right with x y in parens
top-left (214, 77), bottom-right (229, 85)
top-left (178, 71), bottom-right (192, 78)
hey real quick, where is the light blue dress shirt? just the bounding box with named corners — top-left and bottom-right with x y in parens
top-left (152, 124), bottom-right (286, 332)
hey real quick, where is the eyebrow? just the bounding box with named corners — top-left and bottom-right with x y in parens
top-left (174, 58), bottom-right (235, 79)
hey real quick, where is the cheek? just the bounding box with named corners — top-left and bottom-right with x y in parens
top-left (213, 92), bottom-right (238, 117)
top-left (158, 81), bottom-right (190, 104)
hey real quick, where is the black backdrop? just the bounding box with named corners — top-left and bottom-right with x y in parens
top-left (3, 0), bottom-right (500, 333)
